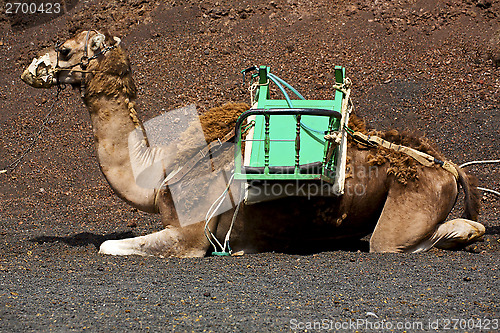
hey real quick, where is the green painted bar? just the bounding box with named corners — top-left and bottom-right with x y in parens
top-left (248, 114), bottom-right (332, 167)
top-left (234, 66), bottom-right (345, 184)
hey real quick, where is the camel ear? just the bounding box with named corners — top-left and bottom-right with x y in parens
top-left (90, 33), bottom-right (105, 51)
top-left (101, 29), bottom-right (120, 46)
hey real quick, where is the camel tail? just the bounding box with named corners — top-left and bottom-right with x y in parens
top-left (456, 166), bottom-right (481, 221)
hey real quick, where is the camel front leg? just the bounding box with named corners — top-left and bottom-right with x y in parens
top-left (99, 224), bottom-right (209, 258)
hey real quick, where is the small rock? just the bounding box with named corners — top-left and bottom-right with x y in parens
top-left (345, 5), bottom-right (358, 16)
top-left (487, 29), bottom-right (500, 67)
top-left (476, 0), bottom-right (492, 9)
top-left (463, 277), bottom-right (472, 282)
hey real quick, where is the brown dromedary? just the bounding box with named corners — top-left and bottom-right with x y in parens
top-left (21, 30), bottom-right (485, 256)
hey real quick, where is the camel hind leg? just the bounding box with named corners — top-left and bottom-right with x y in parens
top-left (391, 218), bottom-right (485, 253)
top-left (369, 173), bottom-right (463, 253)
top-left (369, 172), bottom-right (485, 253)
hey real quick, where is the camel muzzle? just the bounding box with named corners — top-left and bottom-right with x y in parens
top-left (21, 53), bottom-right (56, 88)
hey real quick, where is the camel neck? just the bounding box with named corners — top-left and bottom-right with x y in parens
top-left (83, 88), bottom-right (159, 213)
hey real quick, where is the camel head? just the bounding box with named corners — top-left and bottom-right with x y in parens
top-left (21, 30), bottom-right (121, 88)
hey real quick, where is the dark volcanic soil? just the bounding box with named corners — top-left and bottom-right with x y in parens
top-left (0, 0), bottom-right (499, 331)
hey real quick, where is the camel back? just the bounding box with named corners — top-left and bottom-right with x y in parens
top-left (177, 67), bottom-right (451, 188)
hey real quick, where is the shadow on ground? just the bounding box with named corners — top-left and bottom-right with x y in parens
top-left (485, 226), bottom-right (500, 235)
top-left (30, 231), bottom-right (136, 249)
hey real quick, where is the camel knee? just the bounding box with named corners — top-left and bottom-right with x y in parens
top-left (434, 219), bottom-right (485, 250)
top-left (369, 233), bottom-right (402, 253)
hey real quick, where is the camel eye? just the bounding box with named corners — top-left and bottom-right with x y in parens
top-left (59, 47), bottom-right (71, 58)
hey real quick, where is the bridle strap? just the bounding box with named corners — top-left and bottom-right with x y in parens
top-left (79, 30), bottom-right (93, 98)
top-left (54, 30), bottom-right (116, 99)
top-left (81, 29), bottom-right (92, 70)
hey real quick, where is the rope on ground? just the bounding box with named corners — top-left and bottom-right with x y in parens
top-left (459, 159), bottom-right (500, 168)
top-left (1, 89), bottom-right (62, 174)
top-left (459, 159), bottom-right (500, 197)
top-left (478, 187), bottom-right (500, 197)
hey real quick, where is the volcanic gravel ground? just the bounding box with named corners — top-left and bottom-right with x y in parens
top-left (0, 0), bottom-right (499, 331)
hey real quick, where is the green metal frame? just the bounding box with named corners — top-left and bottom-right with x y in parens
top-left (234, 66), bottom-right (346, 183)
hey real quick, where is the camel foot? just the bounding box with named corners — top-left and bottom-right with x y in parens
top-left (434, 219), bottom-right (486, 250)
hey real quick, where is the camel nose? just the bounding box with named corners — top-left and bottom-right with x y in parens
top-left (21, 66), bottom-right (37, 86)
top-left (21, 55), bottom-right (55, 88)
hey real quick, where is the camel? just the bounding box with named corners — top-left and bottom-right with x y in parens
top-left (20, 30), bottom-right (485, 257)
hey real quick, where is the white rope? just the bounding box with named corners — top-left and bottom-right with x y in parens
top-left (478, 187), bottom-right (500, 197)
top-left (248, 79), bottom-right (269, 105)
top-left (204, 174), bottom-right (235, 252)
top-left (248, 81), bottom-right (258, 105)
top-left (333, 79), bottom-right (352, 195)
top-left (459, 159), bottom-right (499, 198)
top-left (222, 182), bottom-right (244, 253)
top-left (459, 159), bottom-right (500, 168)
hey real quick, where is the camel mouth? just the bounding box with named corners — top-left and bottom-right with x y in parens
top-left (21, 54), bottom-right (56, 88)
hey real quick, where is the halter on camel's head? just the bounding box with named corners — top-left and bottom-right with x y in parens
top-left (21, 30), bottom-right (121, 97)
